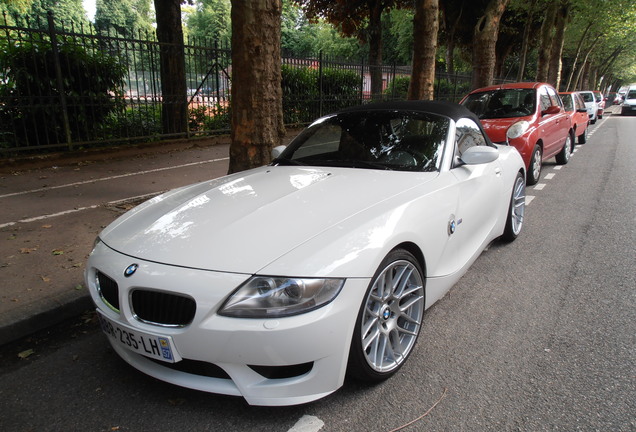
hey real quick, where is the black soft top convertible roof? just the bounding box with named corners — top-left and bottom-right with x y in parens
top-left (337, 100), bottom-right (480, 123)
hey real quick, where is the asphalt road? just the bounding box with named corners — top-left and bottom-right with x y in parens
top-left (0, 111), bottom-right (634, 431)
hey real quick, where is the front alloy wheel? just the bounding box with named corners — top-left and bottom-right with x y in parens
top-left (348, 249), bottom-right (425, 382)
top-left (527, 145), bottom-right (542, 185)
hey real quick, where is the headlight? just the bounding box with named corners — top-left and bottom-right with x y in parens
top-left (91, 236), bottom-right (102, 252)
top-left (507, 121), bottom-right (530, 140)
top-left (219, 276), bottom-right (345, 318)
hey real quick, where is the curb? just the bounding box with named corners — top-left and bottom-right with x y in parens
top-left (0, 294), bottom-right (94, 346)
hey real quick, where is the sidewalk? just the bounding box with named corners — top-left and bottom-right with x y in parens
top-left (0, 137), bottom-right (233, 346)
top-left (0, 130), bottom-right (303, 346)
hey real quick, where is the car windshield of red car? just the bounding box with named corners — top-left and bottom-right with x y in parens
top-left (461, 88), bottom-right (536, 119)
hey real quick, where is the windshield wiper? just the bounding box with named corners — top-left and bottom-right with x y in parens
top-left (272, 158), bottom-right (306, 166)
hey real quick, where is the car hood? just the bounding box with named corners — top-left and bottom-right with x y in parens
top-left (100, 166), bottom-right (437, 274)
top-left (479, 117), bottom-right (532, 143)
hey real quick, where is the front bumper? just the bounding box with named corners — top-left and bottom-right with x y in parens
top-left (622, 104), bottom-right (636, 114)
top-left (86, 241), bottom-right (369, 406)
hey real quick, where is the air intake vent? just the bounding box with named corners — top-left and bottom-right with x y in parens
top-left (131, 289), bottom-right (196, 327)
top-left (96, 271), bottom-right (119, 312)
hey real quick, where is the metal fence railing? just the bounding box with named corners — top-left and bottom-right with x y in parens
top-left (1, 12), bottom-right (480, 155)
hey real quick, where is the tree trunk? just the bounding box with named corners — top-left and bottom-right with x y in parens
top-left (368, 0), bottom-right (384, 100)
top-left (408, 0), bottom-right (439, 100)
top-left (517, 0), bottom-right (537, 81)
top-left (494, 34), bottom-right (514, 78)
top-left (471, 0), bottom-right (509, 90)
top-left (154, 0), bottom-right (188, 135)
top-left (547, 1), bottom-right (569, 90)
top-left (564, 22), bottom-right (593, 91)
top-left (536, 1), bottom-right (557, 82)
top-left (442, 3), bottom-right (462, 74)
top-left (572, 37), bottom-right (599, 90)
top-left (229, 0), bottom-right (285, 174)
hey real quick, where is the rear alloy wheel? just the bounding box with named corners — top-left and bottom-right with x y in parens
top-left (502, 171), bottom-right (526, 242)
top-left (578, 126), bottom-right (588, 144)
top-left (556, 132), bottom-right (573, 165)
top-left (348, 249), bottom-right (425, 382)
top-left (527, 145), bottom-right (542, 185)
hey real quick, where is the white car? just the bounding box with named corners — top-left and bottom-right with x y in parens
top-left (578, 91), bottom-right (599, 124)
top-left (621, 88), bottom-right (636, 115)
top-left (86, 101), bottom-right (526, 406)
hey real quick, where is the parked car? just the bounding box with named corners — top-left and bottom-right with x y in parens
top-left (593, 91), bottom-right (606, 119)
top-left (86, 101), bottom-right (526, 406)
top-left (559, 92), bottom-right (589, 144)
top-left (578, 91), bottom-right (599, 124)
top-left (621, 88), bottom-right (636, 115)
top-left (461, 82), bottom-right (573, 185)
top-left (606, 92), bottom-right (622, 105)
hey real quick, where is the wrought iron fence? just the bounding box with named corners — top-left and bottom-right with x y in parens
top-left (1, 12), bottom-right (478, 154)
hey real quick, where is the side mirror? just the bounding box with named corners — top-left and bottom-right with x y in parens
top-left (542, 105), bottom-right (561, 116)
top-left (460, 146), bottom-right (499, 165)
top-left (577, 108), bottom-right (588, 113)
top-left (272, 145), bottom-right (287, 159)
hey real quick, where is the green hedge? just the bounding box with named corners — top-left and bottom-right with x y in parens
top-left (282, 65), bottom-right (361, 124)
top-left (0, 39), bottom-right (126, 149)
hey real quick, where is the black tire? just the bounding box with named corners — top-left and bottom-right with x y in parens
top-left (578, 126), bottom-right (588, 144)
top-left (555, 132), bottom-right (573, 165)
top-left (501, 171), bottom-right (526, 242)
top-left (348, 249), bottom-right (425, 383)
top-left (527, 145), bottom-right (542, 185)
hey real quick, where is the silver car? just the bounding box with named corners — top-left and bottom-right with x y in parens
top-left (621, 88), bottom-right (636, 115)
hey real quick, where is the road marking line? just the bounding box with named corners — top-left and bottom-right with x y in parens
top-left (554, 166), bottom-right (563, 170)
top-left (0, 191), bottom-right (165, 229)
top-left (533, 183), bottom-right (546, 190)
top-left (287, 415), bottom-right (324, 432)
top-left (526, 195), bottom-right (535, 206)
top-left (544, 173), bottom-right (555, 180)
top-left (0, 157), bottom-right (229, 199)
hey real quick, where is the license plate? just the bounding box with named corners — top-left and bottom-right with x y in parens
top-left (96, 310), bottom-right (181, 363)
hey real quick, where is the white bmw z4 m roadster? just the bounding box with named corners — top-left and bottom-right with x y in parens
top-left (86, 100), bottom-right (526, 406)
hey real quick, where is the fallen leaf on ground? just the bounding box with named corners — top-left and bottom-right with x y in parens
top-left (20, 247), bottom-right (38, 254)
top-left (18, 349), bottom-right (34, 359)
top-left (41, 276), bottom-right (51, 283)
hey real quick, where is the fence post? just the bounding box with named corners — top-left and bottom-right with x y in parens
top-left (360, 57), bottom-right (365, 104)
top-left (47, 11), bottom-right (73, 150)
top-left (318, 51), bottom-right (324, 117)
top-left (391, 63), bottom-right (396, 99)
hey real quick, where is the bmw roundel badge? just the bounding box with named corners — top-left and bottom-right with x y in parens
top-left (448, 219), bottom-right (456, 235)
top-left (124, 263), bottom-right (139, 277)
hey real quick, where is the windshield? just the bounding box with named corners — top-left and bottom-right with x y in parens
top-left (461, 88), bottom-right (536, 119)
top-left (626, 90), bottom-right (636, 99)
top-left (580, 92), bottom-right (594, 102)
top-left (561, 94), bottom-right (574, 111)
top-left (276, 111), bottom-right (450, 172)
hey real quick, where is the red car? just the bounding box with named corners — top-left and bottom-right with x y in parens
top-left (559, 92), bottom-right (589, 144)
top-left (461, 82), bottom-right (573, 185)
top-left (593, 91), bottom-right (606, 119)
